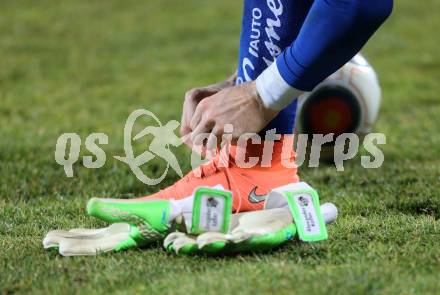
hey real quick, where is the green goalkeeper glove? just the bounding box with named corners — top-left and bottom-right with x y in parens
top-left (164, 183), bottom-right (338, 255)
top-left (43, 197), bottom-right (181, 256)
top-left (43, 183), bottom-right (337, 256)
top-left (43, 186), bottom-right (225, 256)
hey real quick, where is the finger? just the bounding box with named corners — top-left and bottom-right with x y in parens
top-left (189, 104), bottom-right (204, 131)
top-left (185, 88), bottom-right (218, 103)
top-left (190, 118), bottom-right (213, 146)
top-left (163, 232), bottom-right (187, 250)
top-left (229, 231), bottom-right (253, 243)
top-left (180, 100), bottom-right (198, 137)
top-left (43, 224), bottom-right (131, 250)
top-left (206, 126), bottom-right (222, 151)
top-left (180, 117), bottom-right (192, 138)
top-left (184, 88), bottom-right (200, 102)
top-left (180, 125), bottom-right (192, 138)
top-left (196, 232), bottom-right (228, 251)
top-left (43, 228), bottom-right (108, 249)
top-left (56, 224), bottom-right (132, 256)
top-left (43, 230), bottom-right (73, 248)
top-left (68, 228), bottom-right (109, 235)
top-left (58, 234), bottom-right (127, 256)
top-left (170, 235), bottom-right (198, 254)
top-left (189, 141), bottom-right (208, 159)
top-left (58, 239), bottom-right (102, 256)
top-left (180, 133), bottom-right (193, 148)
top-left (321, 203), bottom-right (338, 224)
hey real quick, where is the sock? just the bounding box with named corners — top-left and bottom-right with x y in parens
top-left (236, 0), bottom-right (313, 135)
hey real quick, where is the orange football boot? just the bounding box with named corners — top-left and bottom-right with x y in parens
top-left (136, 135), bottom-right (299, 212)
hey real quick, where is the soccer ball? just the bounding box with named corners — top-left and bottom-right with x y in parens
top-left (296, 54), bottom-right (381, 138)
top-left (295, 54), bottom-right (381, 161)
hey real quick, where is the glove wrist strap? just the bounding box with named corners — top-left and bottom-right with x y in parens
top-left (189, 187), bottom-right (233, 234)
top-left (265, 182), bottom-right (328, 242)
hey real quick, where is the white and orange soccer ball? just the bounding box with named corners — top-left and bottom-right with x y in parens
top-left (295, 54), bottom-right (381, 161)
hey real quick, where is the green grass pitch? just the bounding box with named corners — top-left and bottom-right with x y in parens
top-left (1, 0), bottom-right (439, 294)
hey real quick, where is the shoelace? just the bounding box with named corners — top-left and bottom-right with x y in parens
top-left (180, 146), bottom-right (244, 212)
top-left (202, 146), bottom-right (244, 212)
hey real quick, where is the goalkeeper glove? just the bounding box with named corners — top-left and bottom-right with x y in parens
top-left (43, 186), bottom-right (221, 256)
top-left (164, 182), bottom-right (338, 255)
top-left (43, 183), bottom-right (337, 256)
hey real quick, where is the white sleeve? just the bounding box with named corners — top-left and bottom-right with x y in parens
top-left (255, 61), bottom-right (303, 111)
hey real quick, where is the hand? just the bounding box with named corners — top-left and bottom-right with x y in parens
top-left (189, 81), bottom-right (279, 150)
top-left (180, 72), bottom-right (237, 147)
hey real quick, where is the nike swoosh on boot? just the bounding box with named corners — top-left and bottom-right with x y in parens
top-left (248, 187), bottom-right (268, 203)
